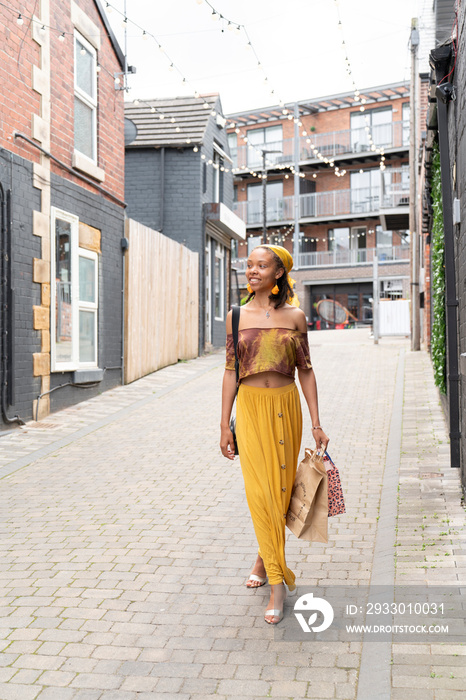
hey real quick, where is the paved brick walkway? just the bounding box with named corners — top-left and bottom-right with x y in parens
top-left (0, 330), bottom-right (464, 699)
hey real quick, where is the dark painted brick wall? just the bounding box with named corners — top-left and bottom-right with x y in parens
top-left (452, 2), bottom-right (466, 487)
top-left (0, 150), bottom-right (42, 426)
top-left (49, 172), bottom-right (124, 413)
top-left (125, 96), bottom-right (234, 352)
top-left (0, 149), bottom-right (124, 429)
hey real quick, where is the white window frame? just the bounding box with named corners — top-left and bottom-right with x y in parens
top-left (78, 248), bottom-right (99, 368)
top-left (74, 30), bottom-right (97, 164)
top-left (51, 208), bottom-right (99, 371)
top-left (350, 225), bottom-right (366, 250)
top-left (214, 243), bottom-right (225, 322)
top-left (51, 208), bottom-right (79, 372)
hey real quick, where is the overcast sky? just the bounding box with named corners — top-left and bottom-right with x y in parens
top-left (105, 0), bottom-right (422, 114)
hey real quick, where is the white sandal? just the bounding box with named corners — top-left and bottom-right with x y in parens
top-left (246, 574), bottom-right (267, 588)
top-left (264, 582), bottom-right (297, 624)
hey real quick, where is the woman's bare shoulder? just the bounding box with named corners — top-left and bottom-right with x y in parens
top-left (282, 305), bottom-right (307, 330)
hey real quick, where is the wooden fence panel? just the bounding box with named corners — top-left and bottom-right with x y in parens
top-left (124, 218), bottom-right (199, 384)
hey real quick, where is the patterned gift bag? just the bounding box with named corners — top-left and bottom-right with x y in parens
top-left (323, 452), bottom-right (346, 517)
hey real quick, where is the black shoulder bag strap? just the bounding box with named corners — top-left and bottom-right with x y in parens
top-left (232, 305), bottom-right (241, 392)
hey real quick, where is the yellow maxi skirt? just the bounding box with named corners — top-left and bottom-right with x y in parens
top-left (236, 381), bottom-right (302, 588)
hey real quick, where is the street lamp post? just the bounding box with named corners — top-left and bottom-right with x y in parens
top-left (261, 148), bottom-right (282, 245)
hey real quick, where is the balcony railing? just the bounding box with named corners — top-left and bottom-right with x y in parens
top-left (300, 121), bottom-right (409, 161)
top-left (233, 166), bottom-right (410, 226)
top-left (297, 245), bottom-right (410, 268)
top-left (233, 187), bottom-right (387, 225)
top-left (231, 245), bottom-right (410, 272)
top-left (231, 121), bottom-right (410, 169)
top-left (233, 196), bottom-right (295, 225)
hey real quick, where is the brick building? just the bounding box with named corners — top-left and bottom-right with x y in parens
top-left (226, 82), bottom-right (411, 329)
top-left (124, 96), bottom-right (245, 351)
top-left (422, 0), bottom-right (465, 487)
top-left (0, 0), bottom-right (126, 428)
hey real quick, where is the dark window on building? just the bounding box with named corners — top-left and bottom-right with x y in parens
top-left (202, 162), bottom-right (207, 194)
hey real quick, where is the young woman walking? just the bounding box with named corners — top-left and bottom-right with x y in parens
top-left (220, 244), bottom-right (329, 624)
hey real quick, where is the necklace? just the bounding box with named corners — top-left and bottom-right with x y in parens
top-left (265, 310), bottom-right (270, 319)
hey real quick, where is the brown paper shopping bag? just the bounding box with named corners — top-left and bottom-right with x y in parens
top-left (286, 447), bottom-right (328, 543)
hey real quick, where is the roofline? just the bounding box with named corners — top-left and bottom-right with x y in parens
top-left (226, 80), bottom-right (410, 119)
top-left (123, 94), bottom-right (219, 106)
top-left (94, 0), bottom-right (125, 70)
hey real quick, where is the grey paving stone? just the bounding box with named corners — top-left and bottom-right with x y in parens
top-left (0, 334), bottom-right (463, 700)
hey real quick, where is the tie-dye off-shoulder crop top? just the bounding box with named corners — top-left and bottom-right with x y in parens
top-left (225, 327), bottom-right (312, 381)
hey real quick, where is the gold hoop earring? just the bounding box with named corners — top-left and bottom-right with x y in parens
top-left (271, 284), bottom-right (279, 295)
top-left (247, 283), bottom-right (253, 294)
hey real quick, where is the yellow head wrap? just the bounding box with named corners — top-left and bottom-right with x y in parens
top-left (257, 244), bottom-right (300, 307)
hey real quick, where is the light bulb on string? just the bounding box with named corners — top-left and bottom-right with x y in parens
top-left (150, 107), bottom-right (155, 113)
top-left (193, 146), bottom-right (199, 152)
top-left (40, 25), bottom-right (46, 32)
top-left (96, 64), bottom-right (101, 73)
top-left (80, 47), bottom-right (86, 55)
top-left (16, 13), bottom-right (24, 25)
top-left (58, 32), bottom-right (65, 42)
top-left (106, 1), bottom-right (112, 11)
top-left (142, 30), bottom-right (148, 40)
top-left (170, 117), bottom-right (176, 123)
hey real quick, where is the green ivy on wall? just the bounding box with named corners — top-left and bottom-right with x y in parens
top-left (430, 141), bottom-right (447, 394)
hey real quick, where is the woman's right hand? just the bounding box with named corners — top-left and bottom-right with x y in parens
top-left (220, 426), bottom-right (236, 460)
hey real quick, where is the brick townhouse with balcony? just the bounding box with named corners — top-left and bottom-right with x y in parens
top-left (0, 0), bottom-right (126, 428)
top-left (226, 81), bottom-right (411, 328)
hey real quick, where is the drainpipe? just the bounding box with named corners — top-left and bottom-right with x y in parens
top-left (430, 42), bottom-right (460, 468)
top-left (0, 185), bottom-right (23, 425)
top-left (435, 80), bottom-right (460, 468)
top-left (160, 147), bottom-right (165, 233)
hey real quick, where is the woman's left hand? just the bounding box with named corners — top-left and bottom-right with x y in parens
top-left (312, 427), bottom-right (329, 451)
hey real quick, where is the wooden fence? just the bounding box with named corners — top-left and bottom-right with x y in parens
top-left (124, 218), bottom-right (199, 384)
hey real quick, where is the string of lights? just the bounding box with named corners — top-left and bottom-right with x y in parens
top-left (196, 0), bottom-right (287, 108)
top-left (333, 0), bottom-right (386, 171)
top-left (4, 0), bottom-right (387, 189)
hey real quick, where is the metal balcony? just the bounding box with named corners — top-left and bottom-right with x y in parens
top-left (231, 245), bottom-right (410, 272)
top-left (231, 122), bottom-right (410, 170)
